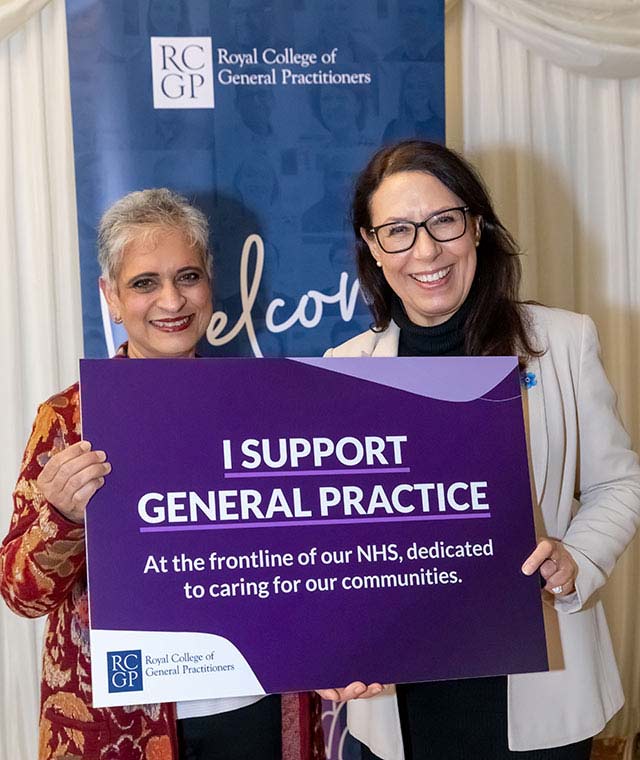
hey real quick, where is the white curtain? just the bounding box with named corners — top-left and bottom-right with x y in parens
top-left (465, 0), bottom-right (640, 78)
top-left (0, 0), bottom-right (82, 758)
top-left (0, 0), bottom-right (51, 40)
top-left (1, 1), bottom-right (640, 758)
top-left (452, 0), bottom-right (640, 744)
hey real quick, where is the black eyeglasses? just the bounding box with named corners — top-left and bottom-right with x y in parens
top-left (369, 206), bottom-right (470, 253)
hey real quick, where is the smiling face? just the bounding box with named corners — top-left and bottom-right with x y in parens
top-left (363, 171), bottom-right (480, 327)
top-left (100, 228), bottom-right (213, 359)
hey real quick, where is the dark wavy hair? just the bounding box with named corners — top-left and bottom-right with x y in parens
top-left (353, 140), bottom-right (540, 360)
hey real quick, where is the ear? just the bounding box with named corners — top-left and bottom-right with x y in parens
top-left (473, 216), bottom-right (483, 246)
top-left (99, 277), bottom-right (121, 323)
top-left (360, 226), bottom-right (381, 266)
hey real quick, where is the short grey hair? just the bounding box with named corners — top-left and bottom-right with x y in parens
top-left (97, 188), bottom-right (212, 284)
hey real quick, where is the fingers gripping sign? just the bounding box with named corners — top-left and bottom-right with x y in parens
top-left (316, 682), bottom-right (390, 702)
top-left (521, 537), bottom-right (578, 597)
top-left (36, 440), bottom-right (112, 524)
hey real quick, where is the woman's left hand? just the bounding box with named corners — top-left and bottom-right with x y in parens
top-left (316, 682), bottom-right (389, 702)
top-left (521, 538), bottom-right (578, 596)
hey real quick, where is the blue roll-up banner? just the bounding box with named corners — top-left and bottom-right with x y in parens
top-left (66, 0), bottom-right (444, 362)
top-left (65, 0), bottom-right (444, 755)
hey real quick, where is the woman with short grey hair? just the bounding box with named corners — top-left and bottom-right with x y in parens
top-left (98, 187), bottom-right (213, 284)
top-left (1, 188), bottom-right (324, 760)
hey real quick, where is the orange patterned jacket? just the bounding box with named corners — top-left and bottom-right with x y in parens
top-left (1, 383), bottom-right (325, 760)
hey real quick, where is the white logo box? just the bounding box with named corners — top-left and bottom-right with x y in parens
top-left (150, 37), bottom-right (215, 109)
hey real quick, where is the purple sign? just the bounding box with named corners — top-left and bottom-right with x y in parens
top-left (80, 357), bottom-right (547, 707)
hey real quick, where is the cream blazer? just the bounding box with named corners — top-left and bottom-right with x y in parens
top-left (324, 305), bottom-right (640, 755)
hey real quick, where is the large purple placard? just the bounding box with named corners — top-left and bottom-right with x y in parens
top-left (80, 357), bottom-right (547, 707)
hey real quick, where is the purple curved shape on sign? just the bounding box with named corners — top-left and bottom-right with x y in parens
top-left (292, 357), bottom-right (518, 402)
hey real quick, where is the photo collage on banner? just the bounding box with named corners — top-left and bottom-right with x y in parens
top-left (66, 0), bottom-right (445, 362)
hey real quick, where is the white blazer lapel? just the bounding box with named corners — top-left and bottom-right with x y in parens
top-left (522, 355), bottom-right (549, 509)
top-left (370, 323), bottom-right (400, 357)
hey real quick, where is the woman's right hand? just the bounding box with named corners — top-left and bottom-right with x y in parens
top-left (316, 682), bottom-right (389, 701)
top-left (36, 440), bottom-right (111, 524)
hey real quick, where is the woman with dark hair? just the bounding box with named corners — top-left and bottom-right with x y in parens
top-left (320, 140), bottom-right (640, 759)
top-left (352, 140), bottom-right (537, 359)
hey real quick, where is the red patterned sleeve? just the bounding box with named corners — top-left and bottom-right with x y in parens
top-left (0, 388), bottom-right (87, 618)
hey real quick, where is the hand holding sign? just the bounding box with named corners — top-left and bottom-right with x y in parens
top-left (316, 682), bottom-right (390, 701)
top-left (521, 538), bottom-right (578, 597)
top-left (37, 441), bottom-right (111, 524)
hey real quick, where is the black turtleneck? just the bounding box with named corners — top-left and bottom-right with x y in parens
top-left (390, 295), bottom-right (472, 357)
top-left (384, 295), bottom-right (529, 760)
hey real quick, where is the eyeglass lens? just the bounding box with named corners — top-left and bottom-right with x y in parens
top-left (376, 208), bottom-right (467, 252)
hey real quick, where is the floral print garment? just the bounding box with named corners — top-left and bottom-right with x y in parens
top-left (1, 382), bottom-right (324, 760)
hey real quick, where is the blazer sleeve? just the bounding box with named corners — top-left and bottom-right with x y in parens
top-left (560, 315), bottom-right (640, 609)
top-left (0, 400), bottom-right (86, 618)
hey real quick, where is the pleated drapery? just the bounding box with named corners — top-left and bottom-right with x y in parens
top-left (456, 2), bottom-right (640, 745)
top-left (0, 0), bottom-right (51, 41)
top-left (461, 0), bottom-right (640, 78)
top-left (0, 1), bottom-right (82, 758)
